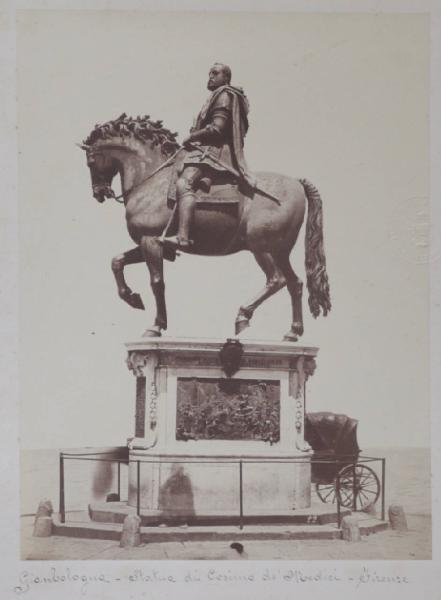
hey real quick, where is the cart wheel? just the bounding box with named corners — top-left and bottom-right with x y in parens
top-left (336, 464), bottom-right (380, 510)
top-left (315, 482), bottom-right (337, 504)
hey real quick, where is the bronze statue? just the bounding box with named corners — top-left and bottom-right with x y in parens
top-left (79, 67), bottom-right (331, 341)
top-left (163, 63), bottom-right (254, 251)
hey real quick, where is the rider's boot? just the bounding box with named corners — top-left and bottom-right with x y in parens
top-left (163, 192), bottom-right (196, 250)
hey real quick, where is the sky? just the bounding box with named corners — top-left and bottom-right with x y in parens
top-left (17, 10), bottom-right (429, 448)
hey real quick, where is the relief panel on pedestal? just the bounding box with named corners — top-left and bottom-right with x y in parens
top-left (175, 377), bottom-right (280, 443)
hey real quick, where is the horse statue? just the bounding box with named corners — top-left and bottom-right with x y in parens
top-left (79, 113), bottom-right (331, 340)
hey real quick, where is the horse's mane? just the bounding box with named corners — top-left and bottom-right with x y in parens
top-left (84, 113), bottom-right (180, 156)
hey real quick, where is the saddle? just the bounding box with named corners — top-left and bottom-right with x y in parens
top-left (200, 182), bottom-right (244, 205)
top-left (167, 156), bottom-right (246, 208)
top-left (168, 179), bottom-right (245, 208)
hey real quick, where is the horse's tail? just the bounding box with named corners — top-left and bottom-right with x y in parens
top-left (299, 178), bottom-right (331, 318)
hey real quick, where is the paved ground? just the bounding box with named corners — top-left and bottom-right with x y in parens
top-left (21, 447), bottom-right (432, 560)
top-left (21, 513), bottom-right (431, 560)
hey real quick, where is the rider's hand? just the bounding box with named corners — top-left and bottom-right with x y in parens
top-left (182, 135), bottom-right (194, 149)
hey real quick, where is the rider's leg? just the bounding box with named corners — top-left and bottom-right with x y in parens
top-left (177, 192), bottom-right (197, 247)
top-left (163, 167), bottom-right (203, 250)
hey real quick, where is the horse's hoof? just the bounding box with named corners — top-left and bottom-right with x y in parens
top-left (235, 318), bottom-right (250, 335)
top-left (121, 290), bottom-right (145, 310)
top-left (142, 327), bottom-right (162, 338)
top-left (129, 293), bottom-right (145, 310)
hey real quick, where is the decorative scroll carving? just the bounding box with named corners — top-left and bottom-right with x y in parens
top-left (149, 381), bottom-right (158, 430)
top-left (126, 351), bottom-right (148, 377)
top-left (304, 357), bottom-right (317, 380)
top-left (291, 355), bottom-right (312, 452)
top-left (127, 351), bottom-right (159, 441)
top-left (295, 364), bottom-right (304, 399)
top-left (176, 377), bottom-right (280, 443)
top-left (129, 371), bottom-right (159, 449)
top-left (295, 397), bottom-right (303, 434)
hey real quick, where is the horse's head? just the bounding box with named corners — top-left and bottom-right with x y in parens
top-left (80, 113), bottom-right (180, 203)
top-left (78, 113), bottom-right (179, 202)
top-left (78, 142), bottom-right (119, 203)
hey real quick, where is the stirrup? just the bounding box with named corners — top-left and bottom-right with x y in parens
top-left (160, 235), bottom-right (193, 250)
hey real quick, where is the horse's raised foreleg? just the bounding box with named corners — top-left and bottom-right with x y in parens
top-left (111, 247), bottom-right (145, 310)
top-left (277, 253), bottom-right (304, 342)
top-left (235, 252), bottom-right (286, 334)
top-left (140, 236), bottom-right (167, 337)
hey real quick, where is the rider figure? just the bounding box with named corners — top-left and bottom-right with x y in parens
top-left (163, 63), bottom-right (253, 250)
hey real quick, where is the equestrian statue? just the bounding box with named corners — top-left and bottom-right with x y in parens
top-left (79, 63), bottom-right (331, 340)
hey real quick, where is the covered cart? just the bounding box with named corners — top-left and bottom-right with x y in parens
top-left (305, 412), bottom-right (381, 510)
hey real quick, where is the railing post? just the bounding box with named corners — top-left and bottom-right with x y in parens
top-left (381, 458), bottom-right (386, 521)
top-left (336, 471), bottom-right (341, 528)
top-left (239, 460), bottom-right (243, 530)
top-left (136, 460), bottom-right (141, 517)
top-left (59, 453), bottom-right (65, 524)
top-left (352, 462), bottom-right (357, 511)
top-left (117, 461), bottom-right (121, 499)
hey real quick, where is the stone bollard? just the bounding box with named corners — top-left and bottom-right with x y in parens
top-left (34, 499), bottom-right (53, 520)
top-left (388, 504), bottom-right (408, 531)
top-left (33, 516), bottom-right (52, 537)
top-left (32, 500), bottom-right (53, 537)
top-left (120, 514), bottom-right (142, 548)
top-left (341, 515), bottom-right (361, 542)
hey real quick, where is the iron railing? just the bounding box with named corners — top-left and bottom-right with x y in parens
top-left (59, 450), bottom-right (127, 524)
top-left (59, 451), bottom-right (386, 529)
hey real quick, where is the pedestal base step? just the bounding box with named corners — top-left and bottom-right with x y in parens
top-left (52, 514), bottom-right (388, 543)
top-left (89, 500), bottom-right (351, 527)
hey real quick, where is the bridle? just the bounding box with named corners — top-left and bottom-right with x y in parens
top-left (91, 146), bottom-right (184, 205)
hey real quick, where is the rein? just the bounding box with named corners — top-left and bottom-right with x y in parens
top-left (107, 144), bottom-right (247, 255)
top-left (111, 147), bottom-right (183, 204)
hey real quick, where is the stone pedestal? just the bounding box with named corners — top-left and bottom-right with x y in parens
top-left (125, 338), bottom-right (318, 518)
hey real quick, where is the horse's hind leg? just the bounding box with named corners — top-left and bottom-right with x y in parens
top-left (140, 236), bottom-right (167, 337)
top-left (111, 246), bottom-right (145, 309)
top-left (235, 252), bottom-right (286, 334)
top-left (277, 253), bottom-right (304, 342)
